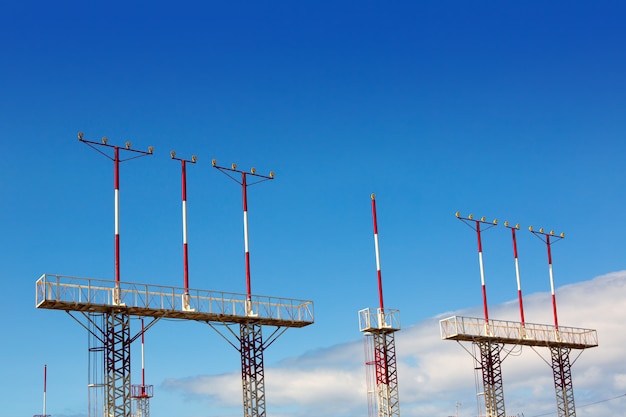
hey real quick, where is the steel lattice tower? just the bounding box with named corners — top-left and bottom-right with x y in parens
top-left (551, 347), bottom-right (576, 417)
top-left (476, 341), bottom-right (506, 417)
top-left (240, 323), bottom-right (266, 417)
top-left (105, 311), bottom-right (132, 417)
top-left (359, 194), bottom-right (401, 417)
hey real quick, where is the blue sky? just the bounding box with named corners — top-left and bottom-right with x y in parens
top-left (2, 1), bottom-right (626, 416)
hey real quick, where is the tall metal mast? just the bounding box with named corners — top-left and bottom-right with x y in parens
top-left (455, 212), bottom-right (506, 417)
top-left (530, 226), bottom-right (576, 417)
top-left (359, 194), bottom-right (401, 417)
top-left (504, 221), bottom-right (525, 327)
top-left (170, 151), bottom-right (198, 311)
top-left (211, 160), bottom-right (275, 417)
top-left (78, 132), bottom-right (153, 417)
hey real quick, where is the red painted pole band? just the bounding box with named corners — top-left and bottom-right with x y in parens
top-left (242, 172), bottom-right (251, 299)
top-left (114, 146), bottom-right (120, 286)
top-left (511, 227), bottom-right (525, 326)
top-left (476, 221), bottom-right (489, 322)
top-left (182, 160), bottom-right (189, 292)
top-left (371, 196), bottom-right (384, 311)
top-left (546, 234), bottom-right (559, 329)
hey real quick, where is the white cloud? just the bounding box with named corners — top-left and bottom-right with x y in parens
top-left (163, 271), bottom-right (626, 417)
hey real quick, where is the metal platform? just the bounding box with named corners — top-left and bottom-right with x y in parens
top-left (36, 274), bottom-right (314, 327)
top-left (359, 308), bottom-right (400, 333)
top-left (440, 315), bottom-right (597, 349)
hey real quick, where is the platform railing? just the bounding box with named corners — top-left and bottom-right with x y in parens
top-left (358, 307), bottom-right (400, 332)
top-left (439, 315), bottom-right (598, 348)
top-left (36, 274), bottom-right (314, 324)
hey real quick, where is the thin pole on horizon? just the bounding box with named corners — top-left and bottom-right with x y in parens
top-left (78, 132), bottom-right (153, 291)
top-left (456, 212), bottom-right (498, 324)
top-left (505, 221), bottom-right (525, 327)
top-left (43, 364), bottom-right (47, 417)
top-left (530, 226), bottom-right (565, 330)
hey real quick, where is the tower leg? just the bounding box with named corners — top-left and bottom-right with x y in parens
top-left (240, 323), bottom-right (266, 417)
top-left (372, 332), bottom-right (400, 417)
top-left (476, 341), bottom-right (506, 417)
top-left (550, 347), bottom-right (576, 417)
top-left (105, 311), bottom-right (132, 417)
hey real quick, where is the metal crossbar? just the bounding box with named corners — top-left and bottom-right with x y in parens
top-left (36, 274), bottom-right (314, 327)
top-left (440, 316), bottom-right (597, 349)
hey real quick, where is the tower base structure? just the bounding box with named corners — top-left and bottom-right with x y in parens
top-left (551, 346), bottom-right (576, 417)
top-left (241, 323), bottom-right (266, 417)
top-left (359, 308), bottom-right (401, 417)
top-left (475, 341), bottom-right (506, 417)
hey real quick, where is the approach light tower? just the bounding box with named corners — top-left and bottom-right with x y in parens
top-left (131, 319), bottom-right (153, 417)
top-left (211, 160), bottom-right (277, 417)
top-left (454, 212), bottom-right (506, 417)
top-left (78, 132), bottom-right (154, 417)
top-left (529, 226), bottom-right (577, 417)
top-left (359, 194), bottom-right (401, 417)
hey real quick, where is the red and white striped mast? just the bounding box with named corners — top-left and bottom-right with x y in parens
top-left (43, 363), bottom-right (48, 417)
top-left (530, 226), bottom-right (565, 330)
top-left (171, 151), bottom-right (197, 310)
top-left (456, 212), bottom-right (498, 324)
top-left (78, 132), bottom-right (153, 297)
top-left (371, 194), bottom-right (384, 311)
top-left (211, 160), bottom-right (274, 311)
top-left (505, 221), bottom-right (525, 327)
top-left (140, 319), bottom-right (146, 395)
top-left (371, 194), bottom-right (385, 316)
